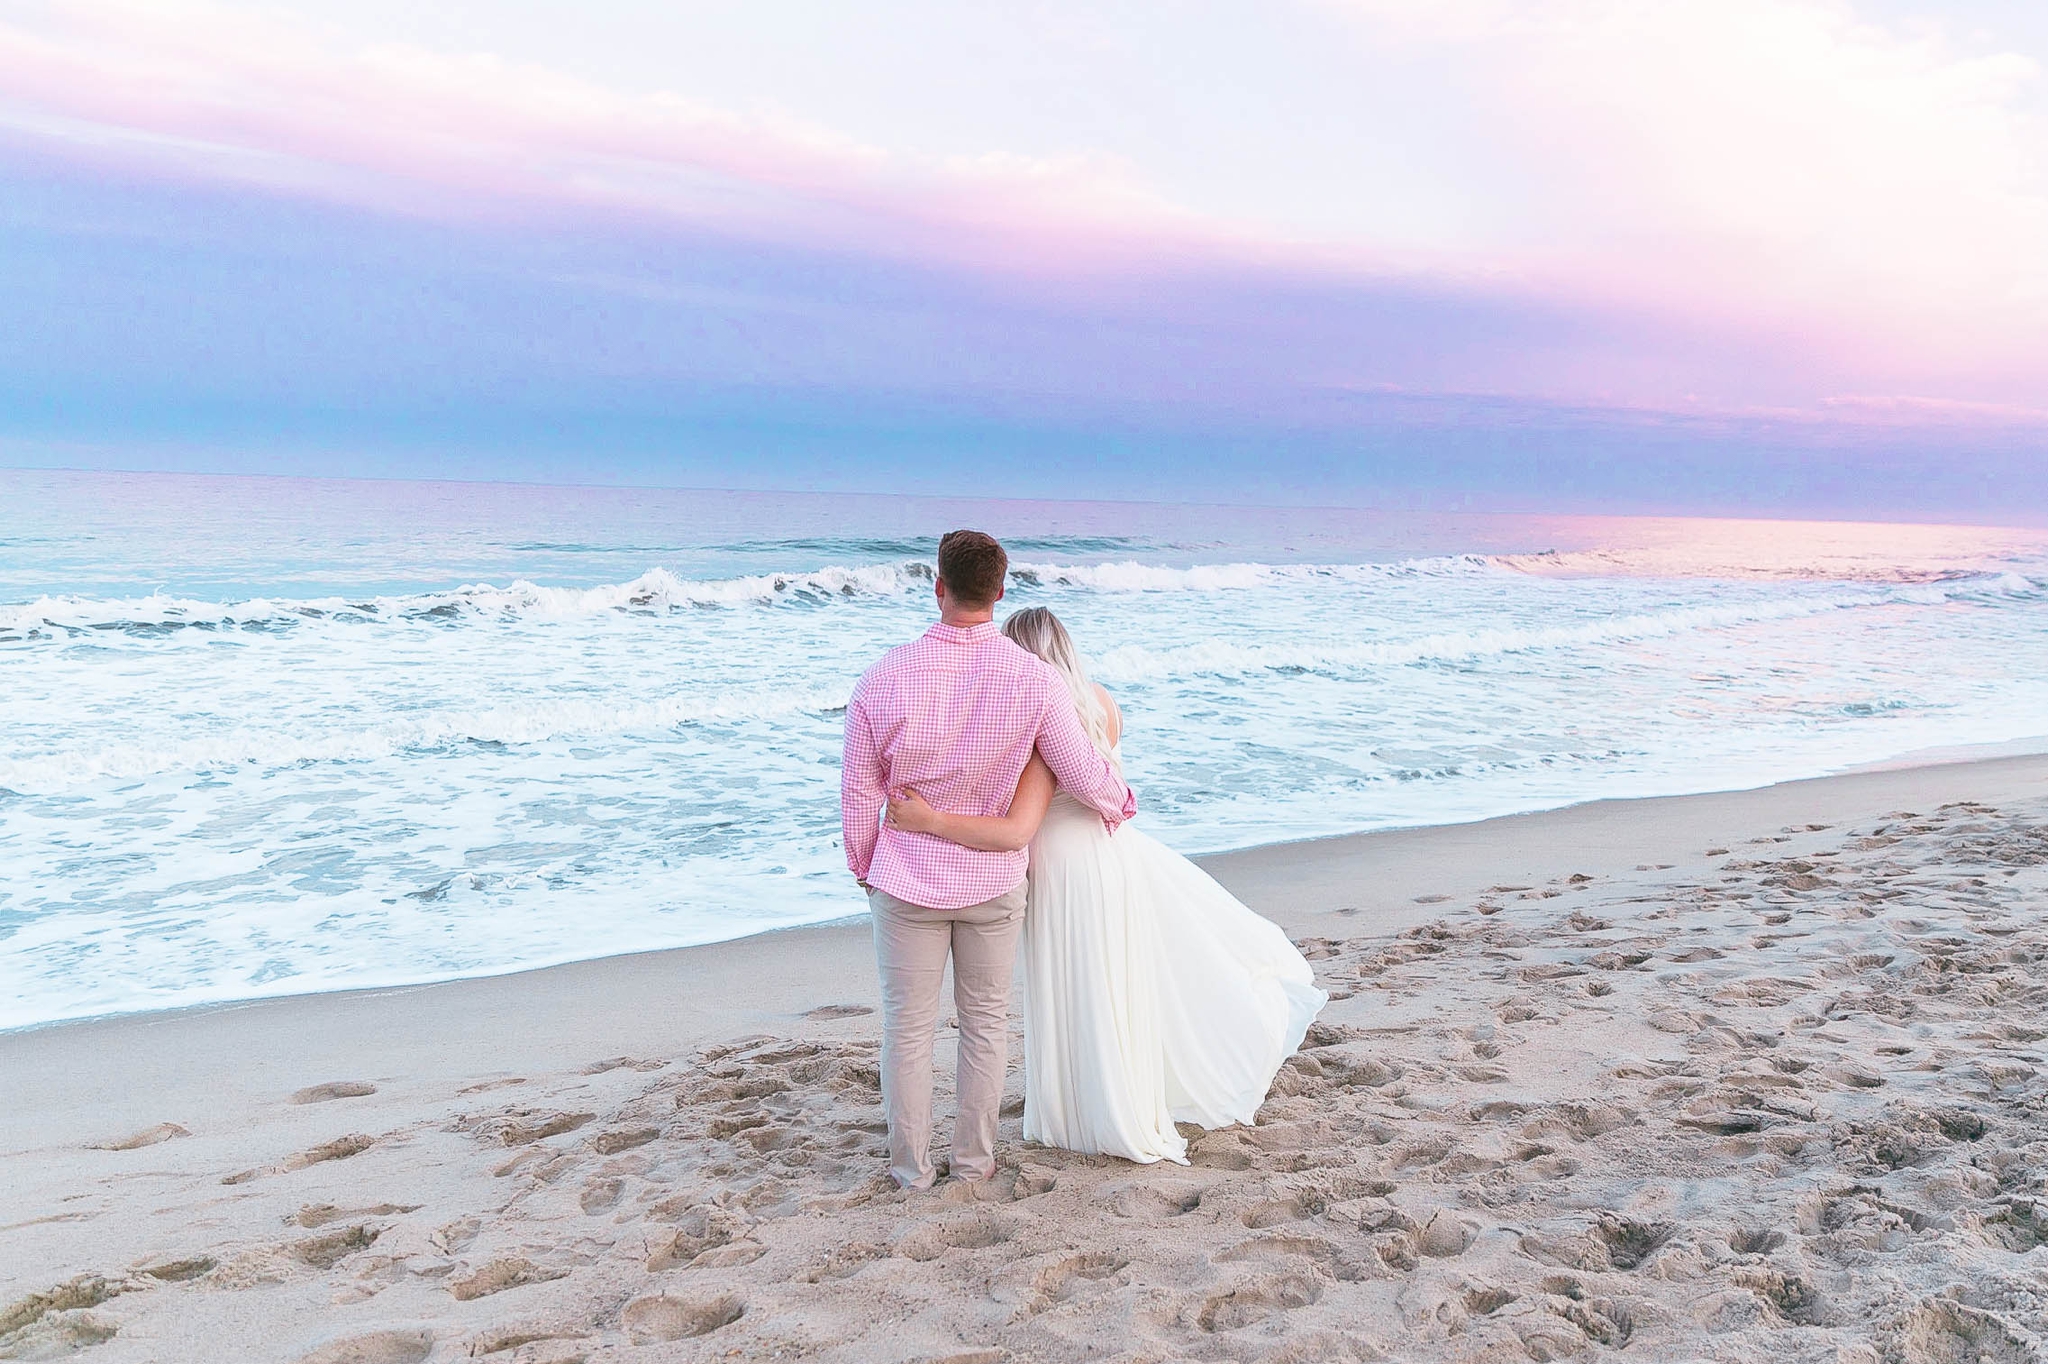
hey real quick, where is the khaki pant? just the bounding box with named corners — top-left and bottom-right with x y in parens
top-left (868, 883), bottom-right (1027, 1189)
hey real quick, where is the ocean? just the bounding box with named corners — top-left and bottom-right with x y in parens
top-left (4, 467), bottom-right (2046, 1029)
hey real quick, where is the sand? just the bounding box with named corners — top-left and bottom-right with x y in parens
top-left (4, 756), bottom-right (2046, 1362)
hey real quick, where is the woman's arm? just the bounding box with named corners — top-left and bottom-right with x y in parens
top-left (886, 755), bottom-right (1056, 852)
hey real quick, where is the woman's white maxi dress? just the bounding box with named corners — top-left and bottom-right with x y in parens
top-left (1020, 747), bottom-right (1327, 1163)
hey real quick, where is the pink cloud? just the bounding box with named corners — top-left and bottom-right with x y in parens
top-left (3, 0), bottom-right (2044, 417)
top-left (0, 0), bottom-right (1240, 278)
top-left (1324, 0), bottom-right (2048, 390)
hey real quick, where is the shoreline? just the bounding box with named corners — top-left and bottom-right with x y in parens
top-left (7, 750), bottom-right (2046, 1148)
top-left (5, 749), bottom-right (2045, 1360)
top-left (11, 744), bottom-right (2048, 1043)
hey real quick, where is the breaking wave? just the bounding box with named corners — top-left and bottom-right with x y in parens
top-left (1092, 588), bottom-right (1921, 682)
top-left (0, 557), bottom-right (1511, 638)
top-left (0, 684), bottom-right (852, 794)
top-left (24, 556), bottom-right (2029, 644)
top-left (0, 565), bottom-right (929, 636)
top-left (1006, 556), bottom-right (1498, 592)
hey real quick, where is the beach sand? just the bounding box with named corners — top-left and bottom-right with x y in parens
top-left (4, 756), bottom-right (2046, 1362)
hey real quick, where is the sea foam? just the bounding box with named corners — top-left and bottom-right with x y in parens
top-left (7, 506), bottom-right (2048, 1029)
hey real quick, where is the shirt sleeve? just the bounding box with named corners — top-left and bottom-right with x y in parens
top-left (1032, 679), bottom-right (1137, 832)
top-left (840, 688), bottom-right (886, 880)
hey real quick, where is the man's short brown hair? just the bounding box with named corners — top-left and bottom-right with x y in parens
top-left (937, 530), bottom-right (1008, 607)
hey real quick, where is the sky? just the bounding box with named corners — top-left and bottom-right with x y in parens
top-left (1, 0), bottom-right (2045, 515)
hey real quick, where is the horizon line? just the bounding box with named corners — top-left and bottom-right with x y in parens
top-left (4, 460), bottom-right (2044, 536)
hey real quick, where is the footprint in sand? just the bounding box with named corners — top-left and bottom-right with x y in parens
top-left (1194, 1271), bottom-right (1322, 1332)
top-left (1515, 1311), bottom-right (1594, 1360)
top-left (471, 1112), bottom-right (594, 1147)
top-left (1106, 1181), bottom-right (1203, 1220)
top-left (1015, 1252), bottom-right (1129, 1314)
top-left (1185, 1132), bottom-right (1256, 1170)
top-left (292, 1224), bottom-right (381, 1269)
top-left (90, 1122), bottom-right (189, 1150)
top-left (286, 1134), bottom-right (376, 1169)
top-left (0, 1311), bottom-right (119, 1357)
top-left (645, 1205), bottom-right (751, 1271)
top-left (1011, 1162), bottom-right (1058, 1198)
top-left (589, 1126), bottom-right (659, 1155)
top-left (460, 1324), bottom-right (589, 1358)
top-left (447, 1257), bottom-right (566, 1301)
top-left (1464, 1285), bottom-right (1517, 1315)
top-left (579, 1177), bottom-right (624, 1214)
top-left (620, 1292), bottom-right (745, 1343)
top-left (1730, 1266), bottom-right (1824, 1324)
top-left (581, 1057), bottom-right (666, 1075)
top-left (803, 1003), bottom-right (874, 1019)
top-left (1977, 1201), bottom-right (2048, 1252)
top-left (1416, 1210), bottom-right (1480, 1257)
top-left (1239, 1197), bottom-right (1310, 1230)
top-left (795, 1242), bottom-right (886, 1283)
top-left (1, 1275), bottom-right (126, 1347)
top-left (1728, 1226), bottom-right (1786, 1255)
top-left (1897, 1297), bottom-right (2033, 1363)
top-left (1553, 1296), bottom-right (1635, 1349)
top-left (456, 1077), bottom-right (528, 1094)
top-left (294, 1327), bottom-right (432, 1364)
top-left (290, 1081), bottom-right (376, 1104)
top-left (429, 1217), bottom-right (479, 1256)
top-left (1592, 1215), bottom-right (1675, 1269)
top-left (892, 1213), bottom-right (1015, 1262)
top-left (1217, 1232), bottom-right (1373, 1283)
top-left (223, 1133), bottom-right (376, 1184)
top-left (291, 1202), bottom-right (418, 1229)
top-left (133, 1256), bottom-right (216, 1282)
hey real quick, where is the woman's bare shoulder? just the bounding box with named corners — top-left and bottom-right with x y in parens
top-left (1092, 683), bottom-right (1123, 744)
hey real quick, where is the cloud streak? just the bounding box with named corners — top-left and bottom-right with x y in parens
top-left (0, 0), bottom-right (2044, 509)
top-left (1328, 1), bottom-right (2048, 375)
top-left (0, 0), bottom-right (1226, 274)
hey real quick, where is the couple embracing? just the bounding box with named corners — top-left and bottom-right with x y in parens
top-left (841, 530), bottom-right (1326, 1190)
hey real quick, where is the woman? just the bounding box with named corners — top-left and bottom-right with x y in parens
top-left (885, 607), bottom-right (1326, 1164)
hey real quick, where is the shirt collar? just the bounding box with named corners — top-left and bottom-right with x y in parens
top-left (926, 619), bottom-right (1000, 644)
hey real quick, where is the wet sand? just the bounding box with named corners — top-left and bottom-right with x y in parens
top-left (4, 756), bottom-right (2045, 1362)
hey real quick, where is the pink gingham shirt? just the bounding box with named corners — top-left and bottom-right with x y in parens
top-left (841, 620), bottom-right (1136, 910)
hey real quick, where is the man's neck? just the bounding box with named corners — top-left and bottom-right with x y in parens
top-left (938, 609), bottom-right (995, 629)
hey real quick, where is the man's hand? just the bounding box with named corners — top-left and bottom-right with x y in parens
top-left (856, 878), bottom-right (873, 894)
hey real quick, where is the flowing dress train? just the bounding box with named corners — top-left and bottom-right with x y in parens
top-left (1021, 756), bottom-right (1326, 1163)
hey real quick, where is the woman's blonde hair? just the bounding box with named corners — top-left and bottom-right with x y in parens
top-left (1003, 606), bottom-right (1113, 755)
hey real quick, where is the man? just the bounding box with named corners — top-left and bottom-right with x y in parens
top-left (841, 530), bottom-right (1135, 1190)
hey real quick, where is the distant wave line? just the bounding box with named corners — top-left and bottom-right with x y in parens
top-left (1089, 585), bottom-right (1990, 682)
top-left (0, 556), bottom-right (1519, 635)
